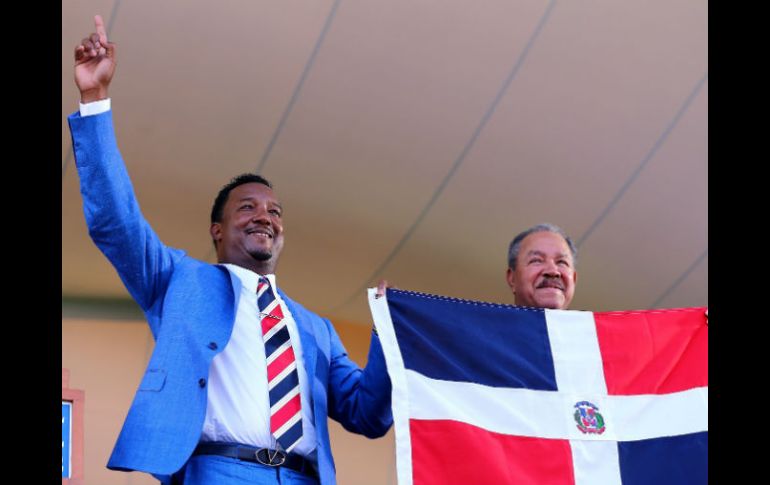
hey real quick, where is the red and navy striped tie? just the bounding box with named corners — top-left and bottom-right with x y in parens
top-left (257, 276), bottom-right (303, 452)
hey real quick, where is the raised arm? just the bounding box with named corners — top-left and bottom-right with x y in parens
top-left (68, 16), bottom-right (185, 322)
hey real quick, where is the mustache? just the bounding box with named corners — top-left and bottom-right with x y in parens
top-left (536, 276), bottom-right (564, 290)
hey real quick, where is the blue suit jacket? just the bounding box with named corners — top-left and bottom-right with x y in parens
top-left (68, 111), bottom-right (392, 484)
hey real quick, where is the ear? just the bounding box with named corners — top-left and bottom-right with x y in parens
top-left (506, 267), bottom-right (516, 293)
top-left (572, 269), bottom-right (578, 285)
top-left (210, 222), bottom-right (222, 244)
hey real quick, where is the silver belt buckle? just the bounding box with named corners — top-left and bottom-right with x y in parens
top-left (255, 448), bottom-right (286, 467)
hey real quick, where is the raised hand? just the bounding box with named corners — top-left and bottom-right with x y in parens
top-left (74, 15), bottom-right (117, 103)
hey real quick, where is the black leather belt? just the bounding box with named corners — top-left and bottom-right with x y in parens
top-left (193, 442), bottom-right (318, 479)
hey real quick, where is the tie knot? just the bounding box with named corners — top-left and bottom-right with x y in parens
top-left (257, 275), bottom-right (270, 293)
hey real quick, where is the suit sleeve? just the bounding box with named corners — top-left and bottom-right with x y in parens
top-left (326, 322), bottom-right (393, 438)
top-left (67, 110), bottom-right (184, 328)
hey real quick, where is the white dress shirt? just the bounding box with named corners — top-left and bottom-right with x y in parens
top-left (202, 265), bottom-right (317, 457)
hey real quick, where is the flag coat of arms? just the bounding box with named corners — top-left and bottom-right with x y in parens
top-left (368, 289), bottom-right (707, 485)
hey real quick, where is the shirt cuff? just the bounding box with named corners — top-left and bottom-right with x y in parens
top-left (79, 98), bottom-right (111, 117)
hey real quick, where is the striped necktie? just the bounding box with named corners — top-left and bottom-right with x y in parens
top-left (257, 276), bottom-right (303, 452)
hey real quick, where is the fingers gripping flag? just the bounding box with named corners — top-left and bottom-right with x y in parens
top-left (368, 289), bottom-right (707, 485)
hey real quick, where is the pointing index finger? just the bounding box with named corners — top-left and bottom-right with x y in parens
top-left (94, 15), bottom-right (107, 43)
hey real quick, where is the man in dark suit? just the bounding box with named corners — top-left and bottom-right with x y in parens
top-left (69, 15), bottom-right (391, 485)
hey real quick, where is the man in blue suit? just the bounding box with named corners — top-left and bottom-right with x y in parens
top-left (68, 16), bottom-right (392, 485)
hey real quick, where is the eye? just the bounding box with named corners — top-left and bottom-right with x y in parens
top-left (528, 257), bottom-right (543, 265)
top-left (269, 209), bottom-right (282, 217)
top-left (239, 204), bottom-right (254, 210)
top-left (558, 259), bottom-right (570, 267)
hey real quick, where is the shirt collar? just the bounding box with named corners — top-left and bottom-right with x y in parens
top-left (220, 263), bottom-right (277, 292)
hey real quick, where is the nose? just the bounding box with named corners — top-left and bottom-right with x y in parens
top-left (543, 260), bottom-right (561, 277)
top-left (250, 206), bottom-right (271, 224)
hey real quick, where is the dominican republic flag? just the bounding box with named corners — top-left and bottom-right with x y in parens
top-left (368, 289), bottom-right (708, 485)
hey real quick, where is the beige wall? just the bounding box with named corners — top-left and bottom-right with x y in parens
top-left (62, 318), bottom-right (396, 485)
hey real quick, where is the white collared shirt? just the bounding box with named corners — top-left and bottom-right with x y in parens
top-left (201, 265), bottom-right (317, 456)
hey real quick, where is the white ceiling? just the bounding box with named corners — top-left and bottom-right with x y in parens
top-left (62, 0), bottom-right (708, 325)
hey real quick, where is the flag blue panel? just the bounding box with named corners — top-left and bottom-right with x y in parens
top-left (386, 289), bottom-right (558, 390)
top-left (618, 432), bottom-right (708, 485)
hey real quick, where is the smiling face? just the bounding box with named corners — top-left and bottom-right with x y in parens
top-left (209, 182), bottom-right (284, 275)
top-left (506, 231), bottom-right (577, 310)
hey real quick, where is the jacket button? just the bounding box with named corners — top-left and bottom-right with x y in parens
top-left (208, 342), bottom-right (218, 350)
top-left (199, 378), bottom-right (206, 388)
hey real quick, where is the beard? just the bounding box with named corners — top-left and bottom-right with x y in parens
top-left (249, 248), bottom-right (272, 261)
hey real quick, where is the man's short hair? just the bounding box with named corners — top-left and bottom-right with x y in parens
top-left (507, 223), bottom-right (578, 270)
top-left (210, 173), bottom-right (273, 224)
